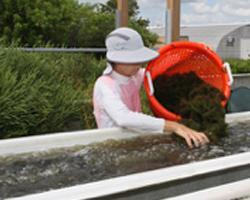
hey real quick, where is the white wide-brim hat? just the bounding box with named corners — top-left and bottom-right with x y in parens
top-left (107, 46), bottom-right (158, 63)
top-left (105, 27), bottom-right (159, 64)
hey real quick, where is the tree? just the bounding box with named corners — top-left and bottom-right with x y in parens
top-left (95, 0), bottom-right (158, 47)
top-left (68, 5), bottom-right (115, 47)
top-left (97, 0), bottom-right (139, 18)
top-left (0, 0), bottom-right (158, 47)
top-left (129, 19), bottom-right (158, 47)
top-left (0, 0), bottom-right (79, 46)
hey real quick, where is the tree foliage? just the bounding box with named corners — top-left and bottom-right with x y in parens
top-left (0, 0), bottom-right (158, 47)
top-left (96, 0), bottom-right (158, 47)
top-left (68, 5), bottom-right (115, 47)
top-left (0, 0), bottom-right (79, 46)
top-left (129, 19), bottom-right (158, 47)
top-left (96, 0), bottom-right (139, 17)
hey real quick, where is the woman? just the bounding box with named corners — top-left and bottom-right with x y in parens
top-left (93, 27), bottom-right (209, 148)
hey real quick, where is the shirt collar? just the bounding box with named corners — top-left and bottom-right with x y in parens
top-left (110, 70), bottom-right (131, 83)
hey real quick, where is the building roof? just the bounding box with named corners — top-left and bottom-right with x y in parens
top-left (149, 23), bottom-right (250, 49)
top-left (150, 23), bottom-right (250, 37)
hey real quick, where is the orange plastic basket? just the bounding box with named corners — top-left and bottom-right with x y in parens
top-left (144, 41), bottom-right (232, 121)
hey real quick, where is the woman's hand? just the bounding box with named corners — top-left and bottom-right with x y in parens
top-left (164, 120), bottom-right (209, 148)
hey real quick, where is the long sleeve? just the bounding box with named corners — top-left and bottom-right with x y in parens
top-left (96, 80), bottom-right (165, 134)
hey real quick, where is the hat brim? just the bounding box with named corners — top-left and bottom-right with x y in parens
top-left (106, 47), bottom-right (159, 64)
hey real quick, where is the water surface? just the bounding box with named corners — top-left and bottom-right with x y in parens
top-left (1, 121), bottom-right (250, 198)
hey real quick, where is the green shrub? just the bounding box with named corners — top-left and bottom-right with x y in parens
top-left (225, 58), bottom-right (250, 74)
top-left (0, 48), bottom-right (105, 138)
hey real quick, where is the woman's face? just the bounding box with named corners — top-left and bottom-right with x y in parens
top-left (114, 63), bottom-right (142, 77)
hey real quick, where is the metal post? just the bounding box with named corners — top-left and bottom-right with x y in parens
top-left (166, 0), bottom-right (180, 42)
top-left (117, 0), bottom-right (128, 27)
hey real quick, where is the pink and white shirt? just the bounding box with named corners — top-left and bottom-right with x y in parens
top-left (93, 67), bottom-right (165, 134)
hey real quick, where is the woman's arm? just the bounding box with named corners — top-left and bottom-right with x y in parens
top-left (98, 81), bottom-right (165, 134)
top-left (164, 121), bottom-right (209, 148)
top-left (96, 78), bottom-right (209, 147)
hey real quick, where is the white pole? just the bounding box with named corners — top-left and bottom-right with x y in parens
top-left (115, 9), bottom-right (121, 28)
top-left (165, 9), bottom-right (172, 44)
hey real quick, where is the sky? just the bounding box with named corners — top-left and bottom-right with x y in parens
top-left (79, 0), bottom-right (250, 26)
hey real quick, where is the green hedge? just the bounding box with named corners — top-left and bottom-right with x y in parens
top-left (0, 48), bottom-right (105, 139)
top-left (225, 58), bottom-right (250, 74)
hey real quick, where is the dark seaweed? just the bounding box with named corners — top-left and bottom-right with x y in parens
top-left (154, 72), bottom-right (227, 142)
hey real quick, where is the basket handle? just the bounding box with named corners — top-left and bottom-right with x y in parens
top-left (223, 62), bottom-right (234, 86)
top-left (146, 71), bottom-right (154, 96)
